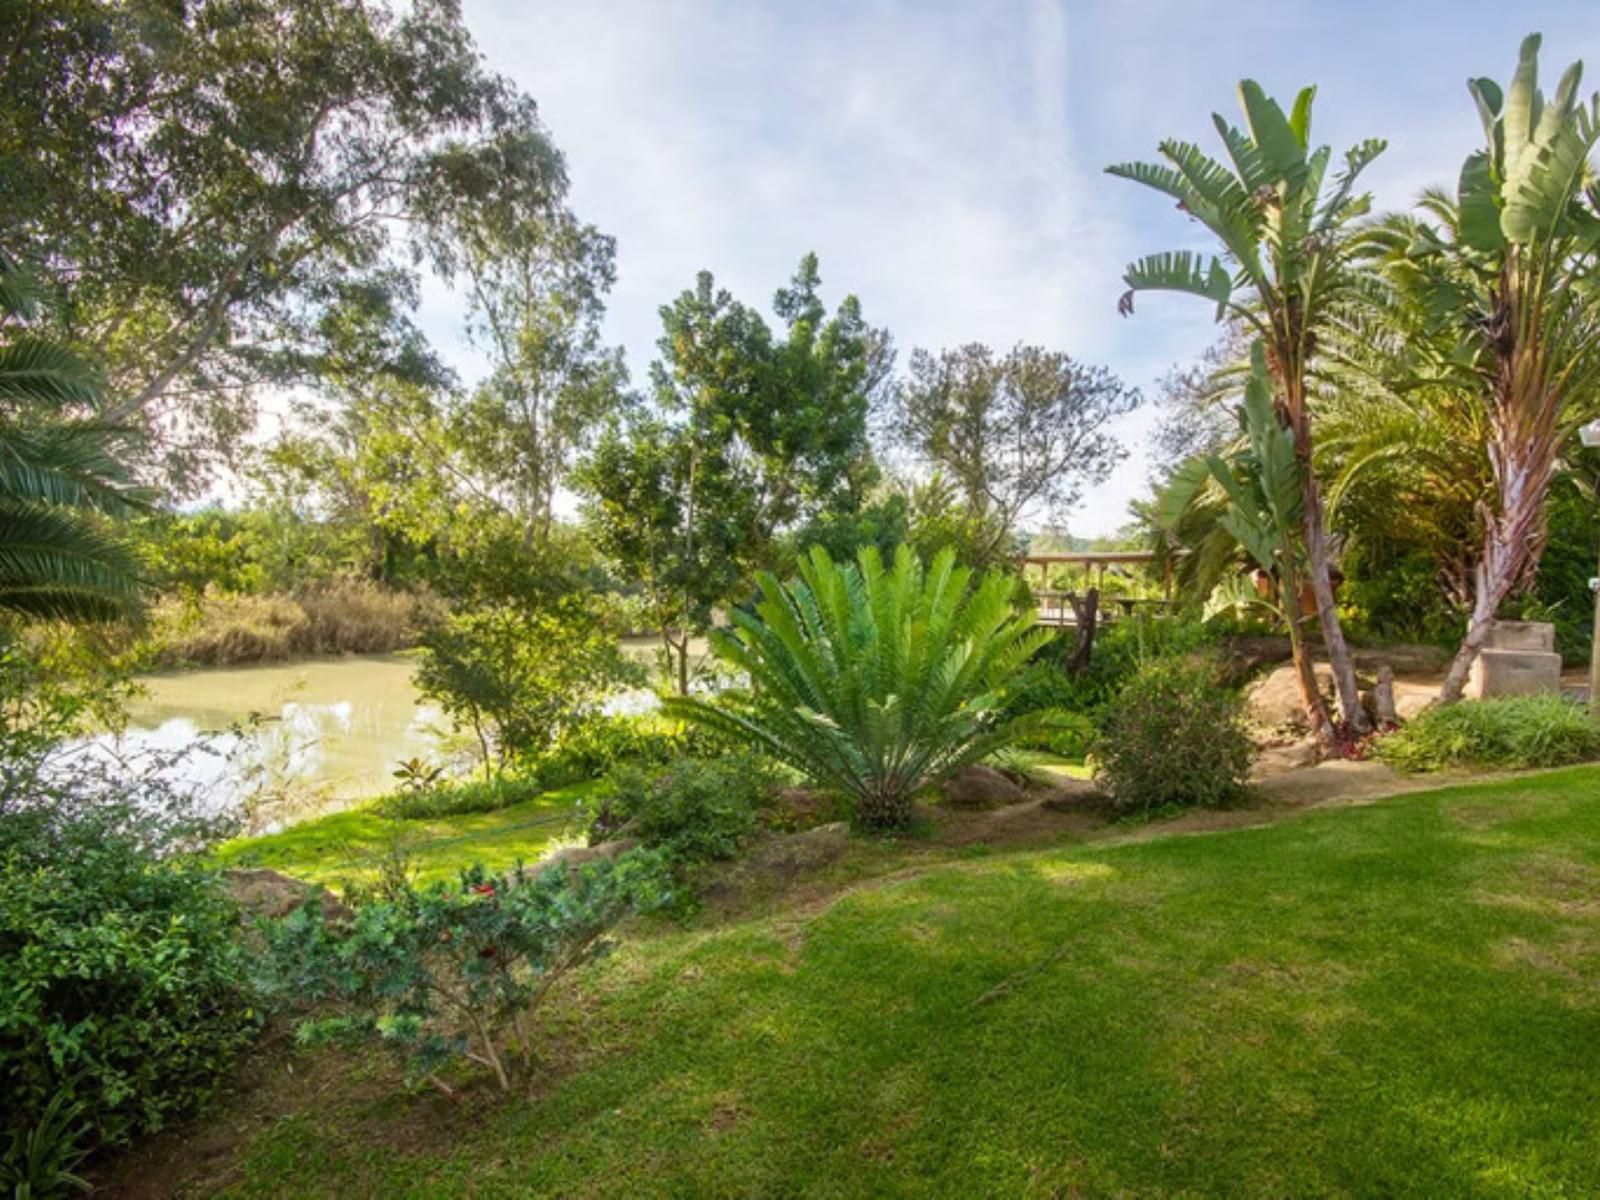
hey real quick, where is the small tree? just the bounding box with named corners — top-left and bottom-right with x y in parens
top-left (415, 597), bottom-right (639, 778)
top-left (667, 545), bottom-right (1058, 830)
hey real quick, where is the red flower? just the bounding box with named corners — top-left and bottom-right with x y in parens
top-left (472, 882), bottom-right (496, 897)
top-left (479, 945), bottom-right (498, 959)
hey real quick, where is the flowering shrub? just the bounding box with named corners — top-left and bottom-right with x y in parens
top-left (257, 852), bottom-right (671, 1093)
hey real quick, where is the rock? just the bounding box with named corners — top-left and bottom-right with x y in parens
top-left (223, 867), bottom-right (352, 926)
top-left (533, 837), bottom-right (640, 877)
top-left (1395, 690), bottom-right (1433, 721)
top-left (941, 765), bottom-right (1024, 809)
top-left (1252, 736), bottom-right (1323, 777)
top-left (1217, 635), bottom-right (1293, 687)
top-left (771, 786), bottom-right (833, 828)
top-left (742, 822), bottom-right (850, 876)
top-left (1245, 663), bottom-right (1335, 731)
top-left (1350, 643), bottom-right (1448, 675)
top-left (1373, 664), bottom-right (1397, 726)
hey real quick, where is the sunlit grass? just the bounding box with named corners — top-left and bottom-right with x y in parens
top-left (214, 782), bottom-right (597, 888)
top-left (198, 766), bottom-right (1600, 1196)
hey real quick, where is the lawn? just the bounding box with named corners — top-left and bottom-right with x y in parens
top-left (213, 782), bottom-right (597, 889)
top-left (168, 768), bottom-right (1600, 1196)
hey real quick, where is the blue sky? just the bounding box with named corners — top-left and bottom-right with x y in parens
top-left (423, 0), bottom-right (1600, 536)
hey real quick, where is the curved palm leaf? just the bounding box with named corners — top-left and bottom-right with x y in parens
top-left (665, 545), bottom-right (1058, 829)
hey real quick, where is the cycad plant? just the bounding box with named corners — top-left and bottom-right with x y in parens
top-left (1352, 34), bottom-right (1600, 703)
top-left (665, 545), bottom-right (1056, 830)
top-left (0, 252), bottom-right (147, 621)
top-left (1108, 79), bottom-right (1384, 738)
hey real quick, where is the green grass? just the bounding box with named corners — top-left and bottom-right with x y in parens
top-left (215, 782), bottom-right (597, 889)
top-left (203, 769), bottom-right (1600, 1195)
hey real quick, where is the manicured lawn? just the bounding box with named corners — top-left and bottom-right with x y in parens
top-left (214, 782), bottom-right (597, 889)
top-left (199, 769), bottom-right (1600, 1195)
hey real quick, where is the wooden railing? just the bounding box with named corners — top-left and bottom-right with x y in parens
top-left (1017, 551), bottom-right (1176, 627)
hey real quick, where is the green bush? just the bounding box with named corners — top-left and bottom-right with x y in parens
top-left (588, 756), bottom-right (777, 863)
top-left (1376, 695), bottom-right (1600, 773)
top-left (1094, 657), bottom-right (1255, 815)
top-left (668, 545), bottom-right (1059, 830)
top-left (0, 805), bottom-right (255, 1152)
top-left (256, 854), bottom-right (670, 1094)
top-left (375, 774), bottom-right (547, 820)
top-left (525, 713), bottom-right (726, 790)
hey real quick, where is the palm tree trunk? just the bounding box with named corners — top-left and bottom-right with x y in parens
top-left (1279, 559), bottom-right (1335, 745)
top-left (1300, 488), bottom-right (1368, 733)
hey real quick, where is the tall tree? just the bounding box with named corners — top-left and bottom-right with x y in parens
top-left (1355, 35), bottom-right (1600, 703)
top-left (3, 0), bottom-right (567, 488)
top-left (895, 343), bottom-right (1137, 553)
top-left (445, 211), bottom-right (627, 544)
top-left (1108, 80), bottom-right (1385, 739)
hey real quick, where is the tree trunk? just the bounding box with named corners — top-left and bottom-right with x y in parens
top-left (1299, 479), bottom-right (1368, 734)
top-left (1280, 561), bottom-right (1335, 746)
top-left (1065, 588), bottom-right (1099, 674)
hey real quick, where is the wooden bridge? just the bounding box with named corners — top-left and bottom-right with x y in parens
top-left (1017, 551), bottom-right (1175, 627)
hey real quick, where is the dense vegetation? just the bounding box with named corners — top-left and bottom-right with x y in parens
top-left (7, 6), bottom-right (1600, 1192)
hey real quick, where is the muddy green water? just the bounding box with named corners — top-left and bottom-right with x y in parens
top-left (108, 640), bottom-right (700, 814)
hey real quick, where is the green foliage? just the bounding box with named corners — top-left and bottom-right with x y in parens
top-left (375, 776), bottom-right (548, 822)
top-left (1376, 696), bottom-right (1600, 773)
top-left (415, 598), bottom-right (641, 777)
top-left (0, 1090), bottom-right (91, 1199)
top-left (894, 343), bottom-right (1137, 543)
top-left (668, 545), bottom-right (1058, 830)
top-left (0, 252), bottom-right (148, 622)
top-left (1338, 545), bottom-right (1462, 648)
top-left (589, 756), bottom-right (777, 864)
top-left (0, 804), bottom-right (254, 1152)
top-left (1008, 614), bottom-right (1217, 735)
top-left (256, 854), bottom-right (671, 1092)
top-left (526, 714), bottom-right (727, 792)
top-left (5, 0), bottom-right (566, 487)
top-left (1093, 657), bottom-right (1254, 815)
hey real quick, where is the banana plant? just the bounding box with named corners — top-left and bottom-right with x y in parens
top-left (665, 544), bottom-right (1058, 830)
top-left (1108, 78), bottom-right (1383, 736)
top-left (1356, 34), bottom-right (1600, 703)
top-left (1160, 344), bottom-right (1334, 741)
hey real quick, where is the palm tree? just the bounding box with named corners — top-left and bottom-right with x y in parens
top-left (1159, 344), bottom-right (1334, 741)
top-left (0, 252), bottom-right (148, 621)
top-left (1108, 81), bottom-right (1384, 739)
top-left (1351, 34), bottom-right (1600, 703)
top-left (665, 544), bottom-right (1056, 830)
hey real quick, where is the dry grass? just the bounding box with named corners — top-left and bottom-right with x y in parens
top-left (151, 577), bottom-right (442, 667)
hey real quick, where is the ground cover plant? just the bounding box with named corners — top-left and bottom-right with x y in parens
top-left (587, 754), bottom-right (778, 864)
top-left (1376, 695), bottom-right (1600, 773)
top-left (113, 767), bottom-right (1600, 1196)
top-left (668, 544), bottom-right (1058, 830)
top-left (215, 783), bottom-right (597, 891)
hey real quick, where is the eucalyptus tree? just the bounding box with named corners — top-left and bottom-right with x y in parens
top-left (1354, 34), bottom-right (1600, 703)
top-left (895, 344), bottom-right (1138, 555)
top-left (4, 0), bottom-right (567, 489)
top-left (1108, 81), bottom-right (1384, 737)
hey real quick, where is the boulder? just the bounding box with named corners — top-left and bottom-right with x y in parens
top-left (1245, 663), bottom-right (1335, 731)
top-left (771, 786), bottom-right (833, 828)
top-left (1252, 736), bottom-right (1322, 777)
top-left (533, 837), bottom-right (640, 877)
top-left (742, 822), bottom-right (850, 876)
top-left (223, 867), bottom-right (353, 926)
top-left (941, 765), bottom-right (1024, 809)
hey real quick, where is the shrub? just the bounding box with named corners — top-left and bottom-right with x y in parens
top-left (1376, 695), bottom-right (1600, 773)
top-left (588, 756), bottom-right (777, 863)
top-left (374, 774), bottom-right (547, 820)
top-left (526, 713), bottom-right (727, 790)
top-left (0, 804), bottom-right (254, 1151)
top-left (1094, 657), bottom-right (1255, 815)
top-left (668, 545), bottom-right (1060, 830)
top-left (416, 599), bottom-right (641, 778)
top-left (256, 853), bottom-right (671, 1094)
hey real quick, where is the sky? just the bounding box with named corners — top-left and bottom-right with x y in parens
top-left (413, 0), bottom-right (1600, 537)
